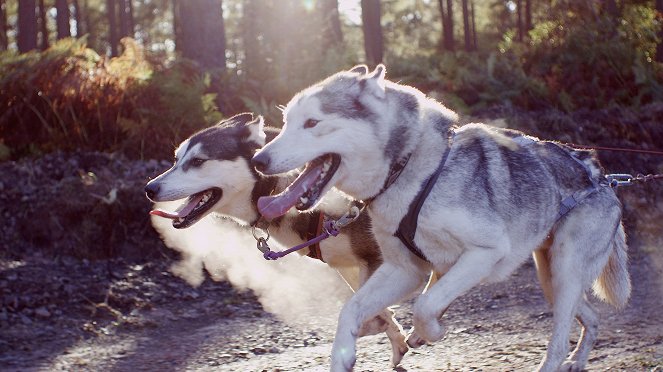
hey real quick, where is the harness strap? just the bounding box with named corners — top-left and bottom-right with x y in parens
top-left (557, 186), bottom-right (599, 220)
top-left (394, 133), bottom-right (454, 262)
top-left (306, 212), bottom-right (326, 262)
top-left (554, 143), bottom-right (603, 221)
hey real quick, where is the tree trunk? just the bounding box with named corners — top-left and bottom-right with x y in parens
top-left (18, 0), bottom-right (38, 52)
top-left (360, 0), bottom-right (383, 67)
top-left (318, 0), bottom-right (343, 49)
top-left (657, 0), bottom-right (663, 63)
top-left (471, 1), bottom-right (477, 50)
top-left (118, 0), bottom-right (133, 38)
top-left (127, 0), bottom-right (134, 37)
top-left (242, 0), bottom-right (261, 78)
top-left (461, 0), bottom-right (471, 52)
top-left (525, 0), bottom-right (533, 32)
top-left (72, 0), bottom-right (82, 37)
top-left (38, 0), bottom-right (49, 50)
top-left (445, 0), bottom-right (454, 51)
top-left (178, 0), bottom-right (227, 71)
top-left (437, 0), bottom-right (446, 51)
top-left (516, 0), bottom-right (524, 42)
top-left (119, 0), bottom-right (127, 38)
top-left (56, 0), bottom-right (71, 39)
top-left (0, 0), bottom-right (8, 51)
top-left (172, 0), bottom-right (179, 50)
top-left (107, 0), bottom-right (118, 56)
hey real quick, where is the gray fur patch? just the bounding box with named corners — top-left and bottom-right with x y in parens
top-left (316, 76), bottom-right (376, 120)
top-left (384, 126), bottom-right (410, 164)
top-left (182, 115), bottom-right (257, 171)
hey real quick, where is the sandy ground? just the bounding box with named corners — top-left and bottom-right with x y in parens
top-left (1, 230), bottom-right (661, 372)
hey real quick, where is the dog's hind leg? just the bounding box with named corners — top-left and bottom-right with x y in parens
top-left (532, 238), bottom-right (554, 304)
top-left (537, 201), bottom-right (619, 372)
top-left (561, 296), bottom-right (599, 372)
top-left (532, 243), bottom-right (598, 371)
top-left (533, 242), bottom-right (600, 372)
top-left (331, 262), bottom-right (426, 372)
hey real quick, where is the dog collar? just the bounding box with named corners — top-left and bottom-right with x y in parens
top-left (367, 153), bottom-right (412, 203)
top-left (306, 212), bottom-right (326, 262)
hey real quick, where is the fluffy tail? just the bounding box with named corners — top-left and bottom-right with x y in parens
top-left (592, 223), bottom-right (631, 308)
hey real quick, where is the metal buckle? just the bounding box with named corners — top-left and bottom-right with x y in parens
top-left (605, 174), bottom-right (633, 188)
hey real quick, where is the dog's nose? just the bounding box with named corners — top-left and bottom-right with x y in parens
top-left (251, 152), bottom-right (271, 173)
top-left (144, 183), bottom-right (160, 201)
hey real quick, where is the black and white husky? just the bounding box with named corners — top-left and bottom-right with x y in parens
top-left (251, 65), bottom-right (631, 372)
top-left (144, 113), bottom-right (411, 367)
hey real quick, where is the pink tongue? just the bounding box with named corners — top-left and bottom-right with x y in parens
top-left (150, 193), bottom-right (205, 220)
top-left (257, 165), bottom-right (323, 220)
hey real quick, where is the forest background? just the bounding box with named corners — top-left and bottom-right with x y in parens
top-left (0, 0), bottom-right (662, 161)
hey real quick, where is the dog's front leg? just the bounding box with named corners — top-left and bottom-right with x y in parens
top-left (331, 262), bottom-right (424, 372)
top-left (411, 246), bottom-right (505, 344)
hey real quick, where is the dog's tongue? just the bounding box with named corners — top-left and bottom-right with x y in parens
top-left (150, 193), bottom-right (205, 220)
top-left (257, 165), bottom-right (323, 220)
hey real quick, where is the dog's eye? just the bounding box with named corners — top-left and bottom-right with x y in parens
top-left (190, 158), bottom-right (206, 167)
top-left (304, 119), bottom-right (320, 129)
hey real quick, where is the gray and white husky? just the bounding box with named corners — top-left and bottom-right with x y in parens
top-left (251, 65), bottom-right (631, 372)
top-left (143, 113), bottom-right (412, 367)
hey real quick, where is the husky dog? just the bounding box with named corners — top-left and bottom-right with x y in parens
top-left (251, 65), bottom-right (631, 372)
top-left (143, 113), bottom-right (412, 367)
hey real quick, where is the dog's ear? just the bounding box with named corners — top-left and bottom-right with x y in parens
top-left (245, 115), bottom-right (266, 146)
top-left (227, 112), bottom-right (255, 126)
top-left (349, 64), bottom-right (369, 75)
top-left (364, 64), bottom-right (386, 99)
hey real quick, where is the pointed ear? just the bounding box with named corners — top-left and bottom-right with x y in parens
top-left (364, 64), bottom-right (386, 99)
top-left (245, 115), bottom-right (266, 146)
top-left (349, 64), bottom-right (369, 75)
top-left (227, 112), bottom-right (254, 125)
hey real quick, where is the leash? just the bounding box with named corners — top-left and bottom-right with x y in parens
top-left (566, 143), bottom-right (663, 156)
top-left (252, 203), bottom-right (363, 261)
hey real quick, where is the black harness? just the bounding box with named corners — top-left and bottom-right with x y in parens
top-left (393, 133), bottom-right (454, 262)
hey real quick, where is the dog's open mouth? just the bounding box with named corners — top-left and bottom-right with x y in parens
top-left (257, 154), bottom-right (340, 220)
top-left (150, 188), bottom-right (222, 229)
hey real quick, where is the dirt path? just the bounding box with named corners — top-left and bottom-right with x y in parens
top-left (2, 232), bottom-right (661, 372)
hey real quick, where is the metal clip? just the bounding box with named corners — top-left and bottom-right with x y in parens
top-left (332, 205), bottom-right (362, 230)
top-left (256, 237), bottom-right (270, 254)
top-left (605, 174), bottom-right (634, 188)
top-left (251, 225), bottom-right (270, 241)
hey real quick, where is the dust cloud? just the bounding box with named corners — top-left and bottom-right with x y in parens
top-left (150, 201), bottom-right (353, 326)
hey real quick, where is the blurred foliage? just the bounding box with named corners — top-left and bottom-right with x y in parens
top-left (388, 1), bottom-right (663, 114)
top-left (0, 1), bottom-right (662, 160)
top-left (0, 38), bottom-right (220, 159)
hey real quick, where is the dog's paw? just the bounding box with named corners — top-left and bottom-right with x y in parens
top-left (559, 360), bottom-right (586, 372)
top-left (405, 329), bottom-right (427, 349)
top-left (390, 341), bottom-right (409, 367)
top-left (331, 338), bottom-right (357, 372)
top-left (330, 354), bottom-right (356, 372)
